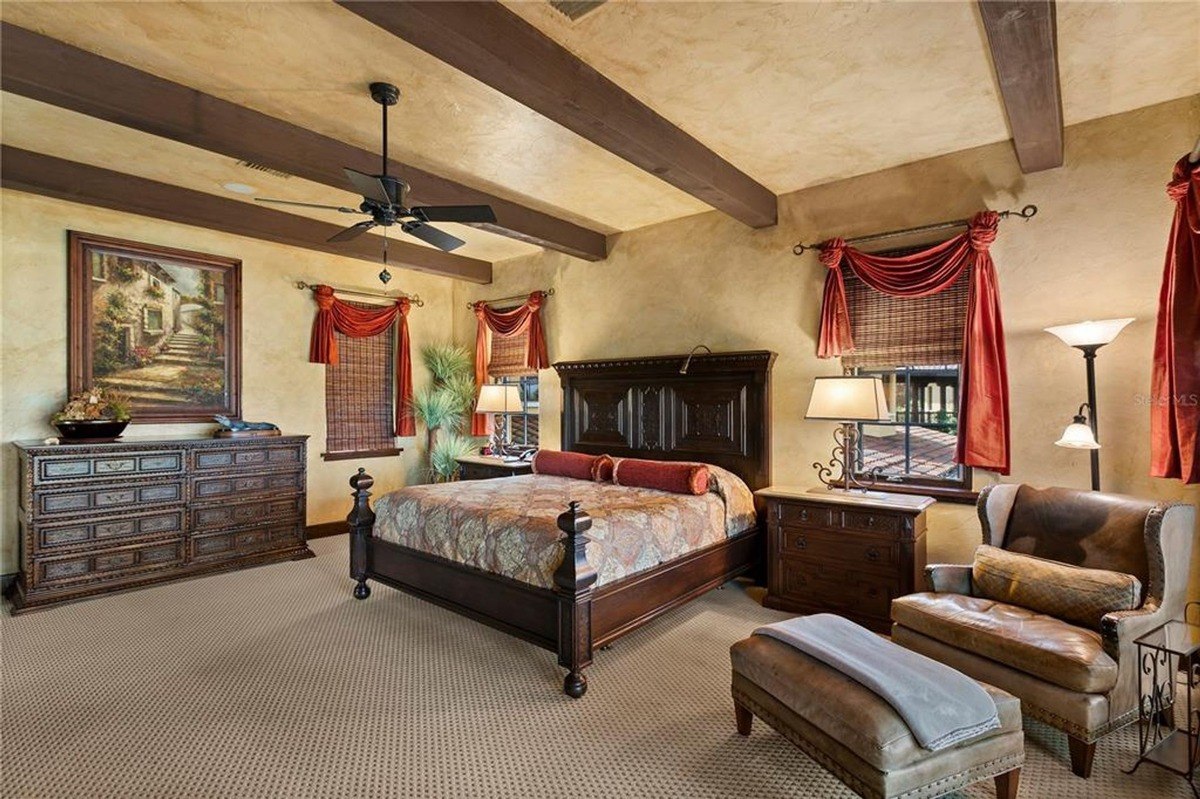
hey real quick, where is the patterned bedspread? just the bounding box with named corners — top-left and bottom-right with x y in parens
top-left (373, 466), bottom-right (756, 589)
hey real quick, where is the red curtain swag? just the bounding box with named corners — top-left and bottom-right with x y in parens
top-left (1151, 156), bottom-right (1200, 484)
top-left (817, 211), bottom-right (1011, 474)
top-left (307, 284), bottom-right (415, 437)
top-left (472, 292), bottom-right (550, 435)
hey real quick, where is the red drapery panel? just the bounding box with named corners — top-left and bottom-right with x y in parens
top-left (1151, 156), bottom-right (1200, 484)
top-left (817, 212), bottom-right (1011, 474)
top-left (472, 292), bottom-right (549, 435)
top-left (308, 285), bottom-right (414, 437)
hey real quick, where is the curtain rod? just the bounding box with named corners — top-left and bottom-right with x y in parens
top-left (294, 280), bottom-right (423, 307)
top-left (792, 204), bottom-right (1038, 256)
top-left (465, 288), bottom-right (554, 309)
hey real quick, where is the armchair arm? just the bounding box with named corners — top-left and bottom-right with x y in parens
top-left (924, 564), bottom-right (973, 595)
top-left (1100, 602), bottom-right (1166, 661)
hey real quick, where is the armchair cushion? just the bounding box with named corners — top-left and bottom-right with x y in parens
top-left (972, 545), bottom-right (1142, 631)
top-left (891, 593), bottom-right (1118, 694)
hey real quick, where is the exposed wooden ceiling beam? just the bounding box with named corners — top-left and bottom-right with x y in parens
top-left (337, 1), bottom-right (778, 228)
top-left (0, 23), bottom-right (606, 262)
top-left (977, 1), bottom-right (1064, 172)
top-left (1, 146), bottom-right (493, 284)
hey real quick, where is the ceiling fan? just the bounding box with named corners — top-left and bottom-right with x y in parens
top-left (255, 82), bottom-right (496, 282)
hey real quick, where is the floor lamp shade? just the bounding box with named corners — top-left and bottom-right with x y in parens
top-left (1044, 318), bottom-right (1135, 349)
top-left (805, 376), bottom-right (892, 422)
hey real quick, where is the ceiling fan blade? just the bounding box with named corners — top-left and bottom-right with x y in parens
top-left (327, 220), bottom-right (376, 243)
top-left (343, 168), bottom-right (393, 205)
top-left (255, 197), bottom-right (364, 214)
top-left (401, 221), bottom-right (466, 252)
top-left (410, 204), bottom-right (497, 224)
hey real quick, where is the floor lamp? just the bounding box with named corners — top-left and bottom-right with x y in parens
top-left (1045, 318), bottom-right (1134, 491)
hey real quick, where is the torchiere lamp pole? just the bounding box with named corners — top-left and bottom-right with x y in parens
top-left (1045, 318), bottom-right (1135, 491)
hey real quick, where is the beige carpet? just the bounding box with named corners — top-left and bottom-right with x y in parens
top-left (0, 536), bottom-right (1187, 798)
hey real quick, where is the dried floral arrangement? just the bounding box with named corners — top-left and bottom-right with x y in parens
top-left (52, 387), bottom-right (133, 423)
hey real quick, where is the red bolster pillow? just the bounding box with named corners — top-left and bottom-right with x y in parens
top-left (532, 450), bottom-right (600, 481)
top-left (612, 458), bottom-right (710, 495)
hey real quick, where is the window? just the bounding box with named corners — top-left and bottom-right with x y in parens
top-left (323, 309), bottom-right (399, 460)
top-left (90, 253), bottom-right (107, 282)
top-left (499, 374), bottom-right (539, 448)
top-left (856, 365), bottom-right (967, 490)
top-left (840, 248), bottom-right (973, 496)
top-left (143, 306), bottom-right (164, 333)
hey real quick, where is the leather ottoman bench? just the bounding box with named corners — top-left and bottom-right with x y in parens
top-left (731, 633), bottom-right (1025, 799)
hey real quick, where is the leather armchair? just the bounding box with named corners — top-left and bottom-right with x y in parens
top-left (891, 484), bottom-right (1195, 778)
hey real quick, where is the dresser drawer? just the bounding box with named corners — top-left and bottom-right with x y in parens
top-left (190, 521), bottom-right (304, 562)
top-left (190, 495), bottom-right (304, 533)
top-left (33, 449), bottom-right (185, 485)
top-left (34, 480), bottom-right (185, 519)
top-left (778, 526), bottom-right (899, 573)
top-left (775, 501), bottom-right (835, 529)
top-left (34, 539), bottom-right (185, 587)
top-left (777, 557), bottom-right (900, 622)
top-left (191, 442), bottom-right (304, 473)
top-left (37, 509), bottom-right (186, 550)
top-left (192, 470), bottom-right (305, 503)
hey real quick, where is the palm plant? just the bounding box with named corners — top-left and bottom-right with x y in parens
top-left (410, 342), bottom-right (481, 482)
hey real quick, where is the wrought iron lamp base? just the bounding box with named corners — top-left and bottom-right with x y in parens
top-left (812, 422), bottom-right (880, 492)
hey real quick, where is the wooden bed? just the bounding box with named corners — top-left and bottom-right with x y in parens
top-left (347, 350), bottom-right (775, 697)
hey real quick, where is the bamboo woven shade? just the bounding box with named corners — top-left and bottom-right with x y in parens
top-left (325, 303), bottom-right (395, 454)
top-left (488, 329), bottom-right (536, 378)
top-left (841, 269), bottom-right (968, 369)
top-left (509, 412), bottom-right (540, 446)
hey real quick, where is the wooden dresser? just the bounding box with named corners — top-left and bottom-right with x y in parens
top-left (11, 435), bottom-right (313, 612)
top-left (756, 487), bottom-right (934, 633)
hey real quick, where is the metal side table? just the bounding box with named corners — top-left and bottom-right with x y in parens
top-left (1126, 602), bottom-right (1200, 797)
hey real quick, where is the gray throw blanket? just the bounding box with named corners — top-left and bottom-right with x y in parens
top-left (754, 614), bottom-right (999, 751)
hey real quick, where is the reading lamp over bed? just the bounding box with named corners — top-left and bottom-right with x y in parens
top-left (679, 344), bottom-right (712, 374)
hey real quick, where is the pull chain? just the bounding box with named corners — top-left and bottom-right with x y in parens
top-left (379, 227), bottom-right (391, 284)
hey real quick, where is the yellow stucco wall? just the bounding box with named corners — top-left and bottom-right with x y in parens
top-left (0, 192), bottom-right (464, 572)
top-left (454, 95), bottom-right (1200, 595)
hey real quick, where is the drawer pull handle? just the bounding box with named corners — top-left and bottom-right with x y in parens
top-left (795, 536), bottom-right (807, 550)
top-left (865, 548), bottom-right (880, 562)
top-left (866, 516), bottom-right (876, 526)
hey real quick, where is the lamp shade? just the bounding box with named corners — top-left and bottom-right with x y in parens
top-left (1055, 421), bottom-right (1100, 450)
top-left (1044, 318), bottom-right (1135, 348)
top-left (805, 376), bottom-right (891, 422)
top-left (475, 384), bottom-right (522, 414)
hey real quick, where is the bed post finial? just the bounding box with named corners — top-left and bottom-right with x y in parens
top-left (348, 468), bottom-right (376, 600)
top-left (554, 501), bottom-right (597, 698)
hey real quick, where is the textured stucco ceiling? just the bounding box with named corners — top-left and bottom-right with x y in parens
top-left (507, 0), bottom-right (1200, 193)
top-left (1, 0), bottom-right (1197, 254)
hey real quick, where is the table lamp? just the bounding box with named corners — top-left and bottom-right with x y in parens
top-left (475, 384), bottom-right (522, 458)
top-left (1045, 317), bottom-right (1133, 490)
top-left (805, 375), bottom-right (892, 491)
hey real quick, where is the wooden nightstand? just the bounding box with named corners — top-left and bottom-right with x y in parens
top-left (755, 487), bottom-right (934, 633)
top-left (456, 455), bottom-right (533, 481)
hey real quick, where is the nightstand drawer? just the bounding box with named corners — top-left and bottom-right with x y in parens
top-left (839, 509), bottom-right (902, 535)
top-left (778, 527), bottom-right (899, 572)
top-left (776, 502), bottom-right (835, 528)
top-left (777, 557), bottom-right (900, 622)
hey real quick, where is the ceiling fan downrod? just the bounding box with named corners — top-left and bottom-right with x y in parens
top-left (369, 82), bottom-right (400, 184)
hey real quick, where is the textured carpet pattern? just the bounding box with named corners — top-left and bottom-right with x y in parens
top-left (0, 537), bottom-right (1186, 798)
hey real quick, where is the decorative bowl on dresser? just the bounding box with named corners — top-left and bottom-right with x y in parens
top-left (10, 434), bottom-right (313, 613)
top-left (456, 454), bottom-right (533, 481)
top-left (755, 487), bottom-right (934, 633)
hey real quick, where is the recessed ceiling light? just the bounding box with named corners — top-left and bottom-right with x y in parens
top-left (222, 182), bottom-right (257, 195)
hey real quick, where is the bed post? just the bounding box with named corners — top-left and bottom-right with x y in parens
top-left (553, 501), bottom-right (597, 698)
top-left (348, 468), bottom-right (375, 600)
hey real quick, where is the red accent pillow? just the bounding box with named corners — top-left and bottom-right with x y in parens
top-left (592, 455), bottom-right (615, 483)
top-left (612, 458), bottom-right (710, 495)
top-left (532, 450), bottom-right (599, 481)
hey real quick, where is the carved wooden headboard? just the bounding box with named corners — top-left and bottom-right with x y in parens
top-left (553, 350), bottom-right (775, 491)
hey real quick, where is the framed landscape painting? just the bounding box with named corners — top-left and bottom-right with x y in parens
top-left (68, 232), bottom-right (242, 423)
